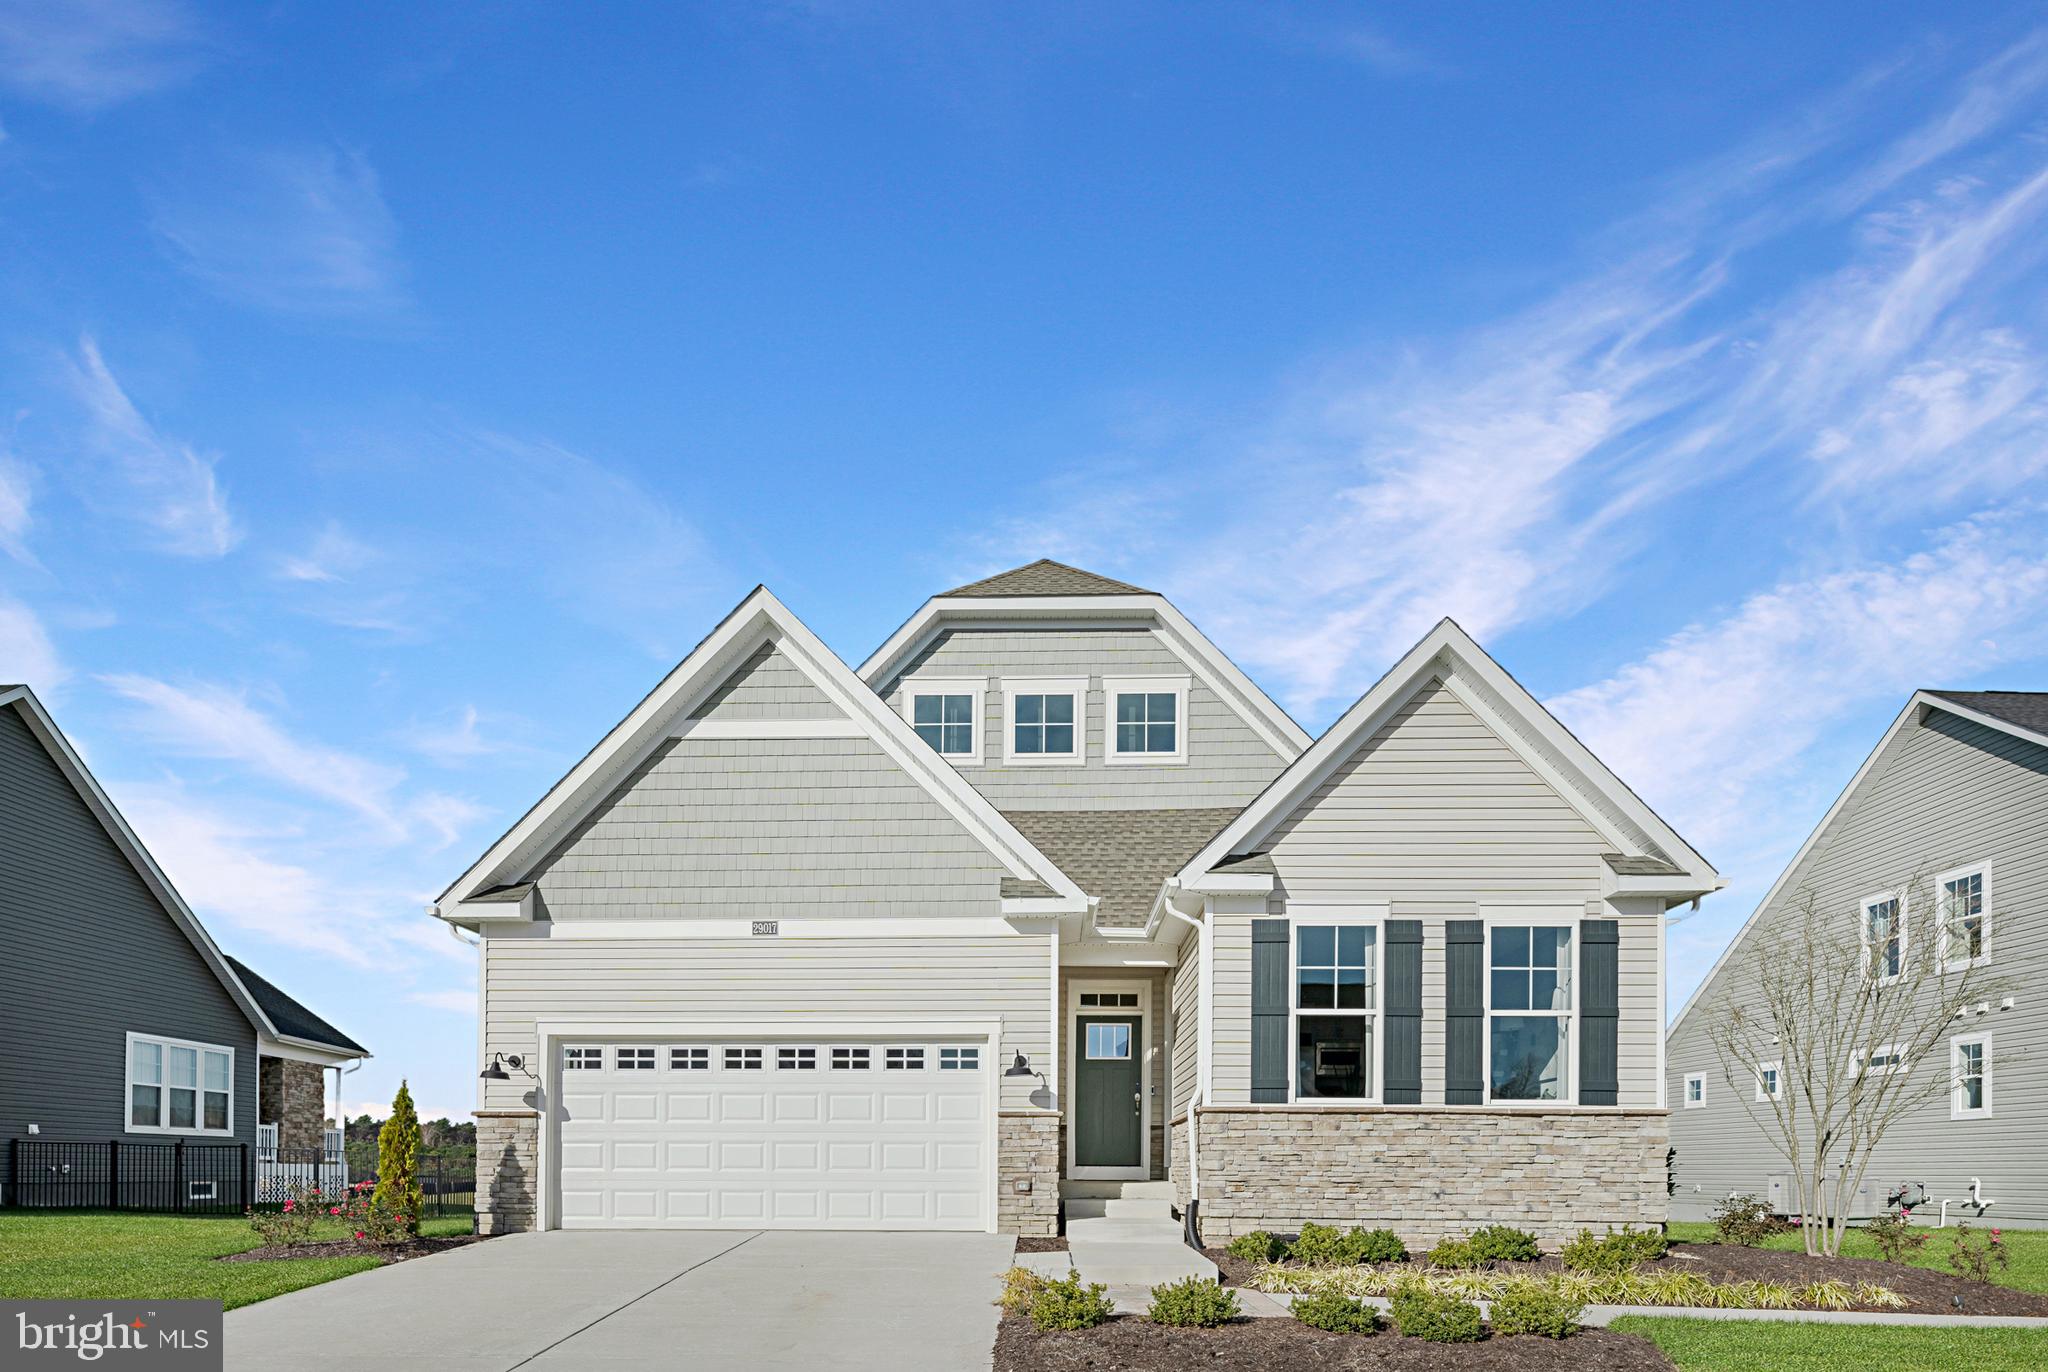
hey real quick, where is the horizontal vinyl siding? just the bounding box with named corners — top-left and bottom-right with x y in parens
top-left (1212, 915), bottom-right (1253, 1101)
top-left (1668, 709), bottom-right (2048, 1224)
top-left (1171, 933), bottom-right (1199, 1114)
top-left (689, 641), bottom-right (843, 721)
top-left (0, 707), bottom-right (259, 1149)
top-left (879, 627), bottom-right (1286, 810)
top-left (532, 736), bottom-right (1007, 919)
top-left (482, 934), bottom-right (1051, 1111)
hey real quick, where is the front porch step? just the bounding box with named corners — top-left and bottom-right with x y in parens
top-left (1064, 1216), bottom-right (1185, 1244)
top-left (1060, 1179), bottom-right (1175, 1202)
top-left (1063, 1197), bottom-right (1174, 1221)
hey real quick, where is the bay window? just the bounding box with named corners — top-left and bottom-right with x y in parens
top-left (1487, 924), bottom-right (1572, 1102)
top-left (127, 1033), bottom-right (233, 1136)
top-left (1291, 919), bottom-right (1377, 1100)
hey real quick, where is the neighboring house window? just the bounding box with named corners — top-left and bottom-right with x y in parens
top-left (1952, 1033), bottom-right (1991, 1119)
top-left (127, 1033), bottom-right (233, 1136)
top-left (1002, 678), bottom-right (1084, 764)
top-left (1292, 919), bottom-right (1378, 1100)
top-left (1938, 864), bottom-right (1990, 970)
top-left (901, 679), bottom-right (983, 761)
top-left (1862, 892), bottom-right (1904, 982)
top-left (1104, 677), bottom-right (1189, 763)
top-left (1487, 924), bottom-right (1572, 1103)
top-left (1684, 1073), bottom-right (1706, 1108)
top-left (1755, 1060), bottom-right (1782, 1101)
top-left (1860, 1044), bottom-right (1906, 1077)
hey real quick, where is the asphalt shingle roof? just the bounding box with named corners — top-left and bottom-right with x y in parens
top-left (1925, 690), bottom-right (2048, 737)
top-left (999, 877), bottom-right (1058, 900)
top-left (225, 956), bottom-right (370, 1056)
top-left (1601, 853), bottom-right (1684, 877)
top-left (1002, 807), bottom-right (1240, 927)
top-left (942, 559), bottom-right (1154, 599)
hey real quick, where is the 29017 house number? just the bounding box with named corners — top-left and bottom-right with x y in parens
top-left (751, 920), bottom-right (779, 936)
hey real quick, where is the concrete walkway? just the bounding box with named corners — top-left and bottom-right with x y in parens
top-left (224, 1230), bottom-right (1016, 1372)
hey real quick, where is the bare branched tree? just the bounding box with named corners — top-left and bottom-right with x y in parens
top-left (1703, 870), bottom-right (2012, 1257)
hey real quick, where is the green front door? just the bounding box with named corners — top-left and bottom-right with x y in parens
top-left (1075, 1015), bottom-right (1142, 1169)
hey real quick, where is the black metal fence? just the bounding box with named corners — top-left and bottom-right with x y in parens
top-left (5, 1139), bottom-right (475, 1218)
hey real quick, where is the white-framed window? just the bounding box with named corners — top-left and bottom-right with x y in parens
top-left (1104, 677), bottom-right (1189, 764)
top-left (1684, 1073), bottom-right (1706, 1109)
top-left (1486, 923), bottom-right (1573, 1104)
top-left (1289, 915), bottom-right (1379, 1101)
top-left (939, 1046), bottom-right (980, 1070)
top-left (1083, 1023), bottom-right (1132, 1059)
top-left (900, 678), bottom-right (983, 763)
top-left (564, 1046), bottom-right (604, 1071)
top-left (126, 1033), bottom-right (233, 1136)
top-left (1002, 678), bottom-right (1085, 764)
top-left (1755, 1060), bottom-right (1782, 1101)
top-left (831, 1046), bottom-right (871, 1071)
top-left (1861, 891), bottom-right (1905, 983)
top-left (1078, 991), bottom-right (1140, 1009)
top-left (777, 1046), bottom-right (818, 1071)
top-left (1859, 1043), bottom-right (1907, 1077)
top-left (885, 1046), bottom-right (926, 1070)
top-left (188, 1181), bottom-right (217, 1201)
top-left (615, 1046), bottom-right (656, 1071)
top-left (724, 1046), bottom-right (764, 1071)
top-left (1937, 863), bottom-right (1991, 971)
top-left (670, 1046), bottom-right (709, 1071)
top-left (1951, 1033), bottom-right (1991, 1119)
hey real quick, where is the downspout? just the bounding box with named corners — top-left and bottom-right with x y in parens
top-left (1165, 899), bottom-right (1206, 1245)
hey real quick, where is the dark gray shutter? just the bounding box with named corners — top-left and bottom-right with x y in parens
top-left (1444, 920), bottom-right (1485, 1105)
top-left (1579, 919), bottom-right (1620, 1106)
top-left (1251, 919), bottom-right (1291, 1103)
top-left (1382, 920), bottom-right (1423, 1104)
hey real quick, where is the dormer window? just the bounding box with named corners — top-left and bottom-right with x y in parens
top-left (900, 678), bottom-right (983, 763)
top-left (1105, 677), bottom-right (1188, 764)
top-left (1003, 678), bottom-right (1084, 765)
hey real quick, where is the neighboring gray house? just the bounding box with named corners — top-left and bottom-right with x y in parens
top-left (1667, 690), bottom-right (2045, 1226)
top-left (0, 685), bottom-right (368, 1205)
top-left (440, 562), bottom-right (1720, 1242)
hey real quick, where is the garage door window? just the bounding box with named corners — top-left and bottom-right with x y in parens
top-left (616, 1047), bottom-right (656, 1070)
top-left (831, 1047), bottom-right (871, 1070)
top-left (778, 1047), bottom-right (818, 1070)
top-left (724, 1047), bottom-right (764, 1070)
top-left (565, 1046), bottom-right (603, 1071)
top-left (885, 1047), bottom-right (926, 1070)
top-left (670, 1047), bottom-right (709, 1071)
top-left (939, 1047), bottom-right (979, 1070)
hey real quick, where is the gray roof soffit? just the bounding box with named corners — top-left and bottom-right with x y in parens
top-left (940, 559), bottom-right (1155, 599)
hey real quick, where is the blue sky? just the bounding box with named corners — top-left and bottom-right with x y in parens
top-left (4, 2), bottom-right (2048, 1123)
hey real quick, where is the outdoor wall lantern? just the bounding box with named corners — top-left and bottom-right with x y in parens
top-left (1003, 1052), bottom-right (1043, 1082)
top-left (478, 1053), bottom-right (529, 1081)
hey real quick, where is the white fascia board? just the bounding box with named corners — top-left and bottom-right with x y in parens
top-left (435, 586), bottom-right (1084, 911)
top-left (2, 689), bottom-right (283, 1045)
top-left (1001, 897), bottom-right (1087, 918)
top-left (261, 1035), bottom-right (369, 1066)
top-left (857, 594), bottom-right (1312, 760)
top-left (1182, 873), bottom-right (1275, 894)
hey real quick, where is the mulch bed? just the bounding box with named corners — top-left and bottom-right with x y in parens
top-left (1204, 1240), bottom-right (2048, 1317)
top-left (221, 1234), bottom-right (484, 1266)
top-left (993, 1314), bottom-right (1674, 1371)
top-left (1015, 1236), bottom-right (1070, 1253)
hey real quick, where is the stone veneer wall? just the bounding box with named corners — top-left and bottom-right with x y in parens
top-left (1168, 1116), bottom-right (1189, 1212)
top-left (476, 1110), bottom-right (539, 1235)
top-left (1190, 1106), bottom-right (1669, 1246)
top-left (999, 1111), bottom-right (1060, 1236)
top-left (258, 1056), bottom-right (328, 1151)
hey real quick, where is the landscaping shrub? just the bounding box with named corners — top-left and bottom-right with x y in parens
top-left (1710, 1193), bottom-right (1788, 1247)
top-left (1389, 1285), bottom-right (1485, 1342)
top-left (996, 1266), bottom-right (1045, 1314)
top-left (1946, 1224), bottom-right (2010, 1284)
top-left (1345, 1227), bottom-right (1409, 1264)
top-left (372, 1081), bottom-right (424, 1239)
top-left (1560, 1225), bottom-right (1668, 1273)
top-left (1147, 1277), bottom-right (1239, 1327)
top-left (1290, 1291), bottom-right (1380, 1333)
top-left (1426, 1237), bottom-right (1479, 1269)
top-left (1289, 1222), bottom-right (1351, 1266)
top-left (1865, 1211), bottom-right (1930, 1264)
top-left (1226, 1230), bottom-right (1283, 1263)
top-left (1467, 1225), bottom-right (1542, 1263)
top-left (1488, 1279), bottom-right (1583, 1337)
top-left (1029, 1271), bottom-right (1117, 1331)
top-left (246, 1183), bottom-right (327, 1247)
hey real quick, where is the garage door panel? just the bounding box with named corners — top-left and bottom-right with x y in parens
top-left (771, 1139), bottom-right (821, 1169)
top-left (718, 1092), bottom-right (768, 1122)
top-left (611, 1093), bottom-right (659, 1123)
top-left (825, 1094), bottom-right (875, 1123)
top-left (665, 1140), bottom-right (712, 1169)
top-left (718, 1139), bottom-right (766, 1169)
top-left (880, 1094), bottom-right (931, 1123)
top-left (663, 1092), bottom-right (712, 1122)
top-left (612, 1140), bottom-right (660, 1170)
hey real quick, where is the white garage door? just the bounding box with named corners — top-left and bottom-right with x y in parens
top-left (554, 1038), bottom-right (991, 1230)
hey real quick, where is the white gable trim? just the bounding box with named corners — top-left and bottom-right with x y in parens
top-left (0, 686), bottom-right (285, 1046)
top-left (433, 587), bottom-right (1087, 918)
top-left (1173, 619), bottom-right (1720, 896)
top-left (857, 594), bottom-right (1312, 761)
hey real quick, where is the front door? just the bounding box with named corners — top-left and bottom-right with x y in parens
top-left (1074, 1016), bottom-right (1141, 1170)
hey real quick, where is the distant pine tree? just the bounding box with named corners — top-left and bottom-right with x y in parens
top-left (372, 1081), bottom-right (424, 1236)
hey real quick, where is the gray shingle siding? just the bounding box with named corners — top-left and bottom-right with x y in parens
top-left (688, 641), bottom-right (843, 721)
top-left (1667, 706), bottom-right (2048, 1224)
top-left (0, 706), bottom-right (259, 1175)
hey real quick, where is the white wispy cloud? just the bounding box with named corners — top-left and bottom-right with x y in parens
top-left (403, 704), bottom-right (535, 766)
top-left (149, 143), bottom-right (408, 317)
top-left (0, 457), bottom-right (32, 564)
top-left (277, 522), bottom-right (377, 584)
top-left (0, 596), bottom-right (64, 690)
top-left (63, 336), bottom-right (239, 557)
top-left (0, 0), bottom-right (206, 111)
top-left (407, 989), bottom-right (477, 1014)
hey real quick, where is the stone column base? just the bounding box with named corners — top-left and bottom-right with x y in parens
top-left (998, 1111), bottom-right (1060, 1236)
top-left (476, 1109), bottom-right (540, 1235)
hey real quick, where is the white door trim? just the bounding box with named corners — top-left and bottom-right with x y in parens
top-left (1064, 981), bottom-right (1150, 1181)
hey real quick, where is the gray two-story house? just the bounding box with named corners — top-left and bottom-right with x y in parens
top-left (440, 562), bottom-right (1720, 1242)
top-left (1, 685), bottom-right (368, 1207)
top-left (1667, 690), bottom-right (2045, 1226)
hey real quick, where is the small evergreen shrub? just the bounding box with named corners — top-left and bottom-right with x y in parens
top-left (1147, 1277), bottom-right (1240, 1327)
top-left (1865, 1211), bottom-right (1929, 1264)
top-left (1560, 1225), bottom-right (1667, 1273)
top-left (1029, 1271), bottom-right (1116, 1331)
top-left (996, 1266), bottom-right (1045, 1314)
top-left (1711, 1194), bottom-right (1788, 1247)
top-left (1488, 1279), bottom-right (1583, 1337)
top-left (1389, 1286), bottom-right (1485, 1342)
top-left (372, 1081), bottom-right (424, 1239)
top-left (1345, 1227), bottom-right (1409, 1264)
top-left (1290, 1291), bottom-right (1380, 1333)
top-left (1467, 1225), bottom-right (1542, 1263)
top-left (1426, 1237), bottom-right (1479, 1269)
top-left (1289, 1222), bottom-right (1351, 1266)
top-left (1226, 1230), bottom-right (1283, 1263)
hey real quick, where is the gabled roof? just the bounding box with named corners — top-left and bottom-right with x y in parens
top-left (1003, 808), bottom-right (1243, 928)
top-left (1922, 690), bottom-right (2048, 742)
top-left (0, 685), bottom-right (369, 1062)
top-left (435, 586), bottom-right (1088, 917)
top-left (225, 956), bottom-right (368, 1056)
top-left (942, 559), bottom-right (1155, 598)
top-left (1175, 618), bottom-right (1721, 899)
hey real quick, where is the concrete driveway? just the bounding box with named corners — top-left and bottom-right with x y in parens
top-left (224, 1230), bottom-right (1017, 1372)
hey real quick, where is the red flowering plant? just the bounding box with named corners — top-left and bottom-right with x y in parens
top-left (1947, 1223), bottom-right (2011, 1283)
top-left (247, 1183), bottom-right (328, 1247)
top-left (329, 1179), bottom-right (416, 1248)
top-left (1864, 1209), bottom-right (1929, 1264)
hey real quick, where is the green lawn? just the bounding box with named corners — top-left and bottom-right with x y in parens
top-left (1615, 1317), bottom-right (2048, 1371)
top-left (1666, 1221), bottom-right (2048, 1295)
top-left (0, 1211), bottom-right (474, 1311)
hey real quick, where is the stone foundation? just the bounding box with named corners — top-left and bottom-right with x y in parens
top-left (999, 1111), bottom-right (1061, 1236)
top-left (476, 1110), bottom-right (539, 1235)
top-left (1189, 1106), bottom-right (1669, 1247)
top-left (258, 1056), bottom-right (328, 1151)
top-left (1168, 1116), bottom-right (1190, 1211)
